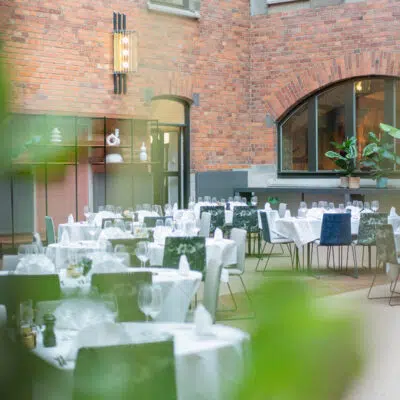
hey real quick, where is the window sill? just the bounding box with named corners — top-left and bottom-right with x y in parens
top-left (147, 2), bottom-right (200, 19)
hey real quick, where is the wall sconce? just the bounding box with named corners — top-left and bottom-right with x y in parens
top-left (113, 12), bottom-right (138, 95)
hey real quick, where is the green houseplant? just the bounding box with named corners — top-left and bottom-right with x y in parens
top-left (361, 123), bottom-right (400, 188)
top-left (325, 136), bottom-right (359, 188)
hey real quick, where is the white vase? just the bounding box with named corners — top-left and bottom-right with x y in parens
top-left (139, 142), bottom-right (147, 161)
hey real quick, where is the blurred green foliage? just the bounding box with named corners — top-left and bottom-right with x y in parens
top-left (238, 279), bottom-right (363, 400)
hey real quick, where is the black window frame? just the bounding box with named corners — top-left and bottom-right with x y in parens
top-left (150, 0), bottom-right (190, 10)
top-left (277, 76), bottom-right (399, 178)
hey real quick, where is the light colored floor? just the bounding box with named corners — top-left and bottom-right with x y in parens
top-left (218, 245), bottom-right (400, 399)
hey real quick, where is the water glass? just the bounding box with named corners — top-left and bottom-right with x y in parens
top-left (197, 197), bottom-right (203, 203)
top-left (338, 204), bottom-right (345, 212)
top-left (328, 202), bottom-right (335, 211)
top-left (98, 205), bottom-right (105, 212)
top-left (211, 197), bottom-right (217, 204)
top-left (371, 200), bottom-right (379, 212)
top-left (125, 221), bottom-right (133, 233)
top-left (135, 241), bottom-right (149, 267)
top-left (138, 283), bottom-right (163, 322)
top-left (114, 220), bottom-right (125, 231)
top-left (204, 196), bottom-right (211, 203)
top-left (104, 221), bottom-right (112, 229)
top-left (299, 201), bottom-right (307, 210)
top-left (251, 196), bottom-right (258, 207)
top-left (20, 299), bottom-right (34, 327)
top-left (164, 204), bottom-right (172, 216)
top-left (83, 205), bottom-right (91, 221)
top-left (136, 204), bottom-right (143, 211)
top-left (228, 196), bottom-right (233, 202)
top-left (318, 201), bottom-right (324, 209)
top-left (114, 244), bottom-right (127, 265)
top-left (234, 196), bottom-right (241, 203)
top-left (364, 202), bottom-right (371, 210)
top-left (155, 219), bottom-right (164, 228)
top-left (115, 206), bottom-right (123, 215)
top-left (312, 202), bottom-right (318, 209)
top-left (357, 201), bottom-right (363, 210)
top-left (241, 197), bottom-right (247, 205)
top-left (105, 205), bottom-right (115, 213)
top-left (18, 244), bottom-right (39, 256)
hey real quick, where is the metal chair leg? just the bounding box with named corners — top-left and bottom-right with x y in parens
top-left (389, 270), bottom-right (400, 306)
top-left (352, 244), bottom-right (358, 278)
top-left (255, 242), bottom-right (267, 270)
top-left (263, 244), bottom-right (275, 271)
top-left (226, 282), bottom-right (238, 311)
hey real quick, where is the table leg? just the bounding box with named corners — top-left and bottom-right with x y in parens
top-left (368, 245), bottom-right (372, 270)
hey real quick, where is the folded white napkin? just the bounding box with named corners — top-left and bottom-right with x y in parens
top-left (60, 230), bottom-right (70, 244)
top-left (194, 304), bottom-right (213, 336)
top-left (68, 214), bottom-right (74, 224)
top-left (214, 228), bottom-right (223, 241)
top-left (90, 254), bottom-right (128, 275)
top-left (264, 202), bottom-right (271, 210)
top-left (178, 254), bottom-right (190, 276)
top-left (284, 210), bottom-right (291, 219)
top-left (390, 207), bottom-right (398, 217)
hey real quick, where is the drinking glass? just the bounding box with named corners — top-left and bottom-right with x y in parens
top-left (312, 202), bottom-right (318, 209)
top-left (338, 204), bottom-right (345, 212)
top-left (164, 204), bottom-right (172, 216)
top-left (228, 196), bottom-right (233, 202)
top-left (318, 201), bottom-right (324, 208)
top-left (357, 201), bottom-right (364, 210)
top-left (136, 204), bottom-right (143, 211)
top-left (241, 197), bottom-right (248, 205)
top-left (352, 200), bottom-right (358, 208)
top-left (143, 204), bottom-right (151, 211)
top-left (220, 198), bottom-right (226, 206)
top-left (371, 200), bottom-right (379, 213)
top-left (18, 244), bottom-right (39, 256)
top-left (114, 220), bottom-right (125, 232)
top-left (115, 206), bottom-right (123, 215)
top-left (234, 196), bottom-right (241, 203)
top-left (148, 284), bottom-right (163, 321)
top-left (20, 299), bottom-right (34, 327)
top-left (105, 205), bottom-right (115, 213)
top-left (155, 219), bottom-right (164, 228)
top-left (83, 205), bottom-right (91, 221)
top-left (114, 244), bottom-right (127, 265)
top-left (204, 196), bottom-right (211, 203)
top-left (104, 221), bottom-right (112, 229)
top-left (299, 201), bottom-right (307, 210)
top-left (165, 218), bottom-right (173, 229)
top-left (100, 293), bottom-right (118, 322)
top-left (251, 196), bottom-right (258, 207)
top-left (135, 241), bottom-right (149, 267)
top-left (328, 202), bottom-right (335, 211)
top-left (364, 201), bottom-right (371, 211)
top-left (211, 197), bottom-right (217, 204)
top-left (197, 197), bottom-right (203, 203)
top-left (346, 201), bottom-right (352, 208)
top-left (125, 221), bottom-right (133, 233)
top-left (138, 284), bottom-right (153, 322)
top-left (98, 205), bottom-right (104, 212)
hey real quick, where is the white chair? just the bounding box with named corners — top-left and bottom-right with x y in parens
top-left (224, 228), bottom-right (253, 317)
top-left (199, 211), bottom-right (211, 238)
top-left (2, 255), bottom-right (21, 272)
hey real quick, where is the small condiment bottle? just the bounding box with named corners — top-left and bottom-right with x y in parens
top-left (43, 313), bottom-right (57, 348)
top-left (23, 332), bottom-right (36, 350)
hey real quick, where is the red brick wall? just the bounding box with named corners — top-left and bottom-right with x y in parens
top-left (250, 0), bottom-right (400, 166)
top-left (1, 0), bottom-right (250, 172)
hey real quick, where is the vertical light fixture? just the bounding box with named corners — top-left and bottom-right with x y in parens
top-left (113, 12), bottom-right (137, 95)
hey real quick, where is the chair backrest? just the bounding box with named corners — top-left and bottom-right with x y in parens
top-left (259, 211), bottom-right (271, 243)
top-left (199, 206), bottom-right (225, 234)
top-left (73, 341), bottom-right (177, 400)
top-left (203, 258), bottom-right (223, 323)
top-left (232, 206), bottom-right (259, 233)
top-left (376, 224), bottom-right (398, 265)
top-left (143, 216), bottom-right (173, 228)
top-left (91, 272), bottom-right (152, 322)
top-left (320, 213), bottom-right (352, 246)
top-left (199, 212), bottom-right (211, 238)
top-left (230, 228), bottom-right (247, 273)
top-left (358, 213), bottom-right (388, 245)
top-left (108, 238), bottom-right (147, 267)
top-left (2, 255), bottom-right (22, 271)
top-left (45, 216), bottom-right (55, 244)
top-left (162, 236), bottom-right (206, 274)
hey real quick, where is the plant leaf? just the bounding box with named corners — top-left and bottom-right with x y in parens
top-left (380, 123), bottom-right (400, 139)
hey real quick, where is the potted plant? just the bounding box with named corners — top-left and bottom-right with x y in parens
top-left (361, 123), bottom-right (400, 188)
top-left (325, 137), bottom-right (359, 188)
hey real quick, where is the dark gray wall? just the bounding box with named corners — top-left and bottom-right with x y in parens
top-left (0, 174), bottom-right (34, 234)
top-left (196, 171), bottom-right (248, 199)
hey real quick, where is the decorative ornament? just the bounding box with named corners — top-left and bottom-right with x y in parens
top-left (106, 128), bottom-right (121, 146)
top-left (50, 128), bottom-right (62, 143)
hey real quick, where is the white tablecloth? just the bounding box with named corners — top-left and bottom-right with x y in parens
top-left (148, 238), bottom-right (237, 269)
top-left (59, 268), bottom-right (201, 323)
top-left (274, 217), bottom-right (360, 248)
top-left (58, 223), bottom-right (101, 242)
top-left (46, 241), bottom-right (102, 269)
top-left (31, 322), bottom-right (249, 400)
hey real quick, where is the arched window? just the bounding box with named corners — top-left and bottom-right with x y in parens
top-left (279, 77), bottom-right (400, 175)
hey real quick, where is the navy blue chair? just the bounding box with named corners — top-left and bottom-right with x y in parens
top-left (256, 211), bottom-right (293, 272)
top-left (312, 213), bottom-right (358, 277)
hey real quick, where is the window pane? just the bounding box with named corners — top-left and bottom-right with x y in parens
top-left (281, 103), bottom-right (308, 171)
top-left (317, 85), bottom-right (346, 170)
top-left (356, 79), bottom-right (385, 163)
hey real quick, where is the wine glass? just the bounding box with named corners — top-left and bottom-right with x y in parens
top-left (164, 204), bottom-right (172, 216)
top-left (204, 196), bottom-right (211, 203)
top-left (114, 244), bottom-right (127, 264)
top-left (148, 284), bottom-right (163, 321)
top-left (83, 205), bottom-right (91, 222)
top-left (98, 205), bottom-right (105, 212)
top-left (228, 196), bottom-right (233, 203)
top-left (299, 201), bottom-right (307, 210)
top-left (357, 201), bottom-right (364, 210)
top-left (318, 201), bottom-right (324, 209)
top-left (114, 220), bottom-right (125, 232)
top-left (135, 241), bottom-right (149, 267)
top-left (138, 284), bottom-right (153, 322)
top-left (312, 202), bottom-right (318, 209)
top-left (115, 206), bottom-right (123, 216)
top-left (125, 221), bottom-right (133, 233)
top-left (241, 197), bottom-right (247, 205)
top-left (328, 202), bottom-right (335, 211)
top-left (197, 197), bottom-right (203, 203)
top-left (211, 197), bottom-right (217, 204)
top-left (364, 201), bottom-right (371, 211)
top-left (100, 293), bottom-right (119, 322)
top-left (371, 200), bottom-right (379, 213)
top-left (136, 204), bottom-right (143, 211)
top-left (338, 204), bottom-right (345, 212)
top-left (104, 220), bottom-right (112, 229)
top-left (251, 196), bottom-right (258, 207)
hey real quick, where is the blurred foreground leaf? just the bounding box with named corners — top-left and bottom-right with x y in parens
top-left (237, 279), bottom-right (363, 400)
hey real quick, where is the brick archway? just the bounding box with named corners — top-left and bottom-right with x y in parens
top-left (265, 51), bottom-right (400, 121)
